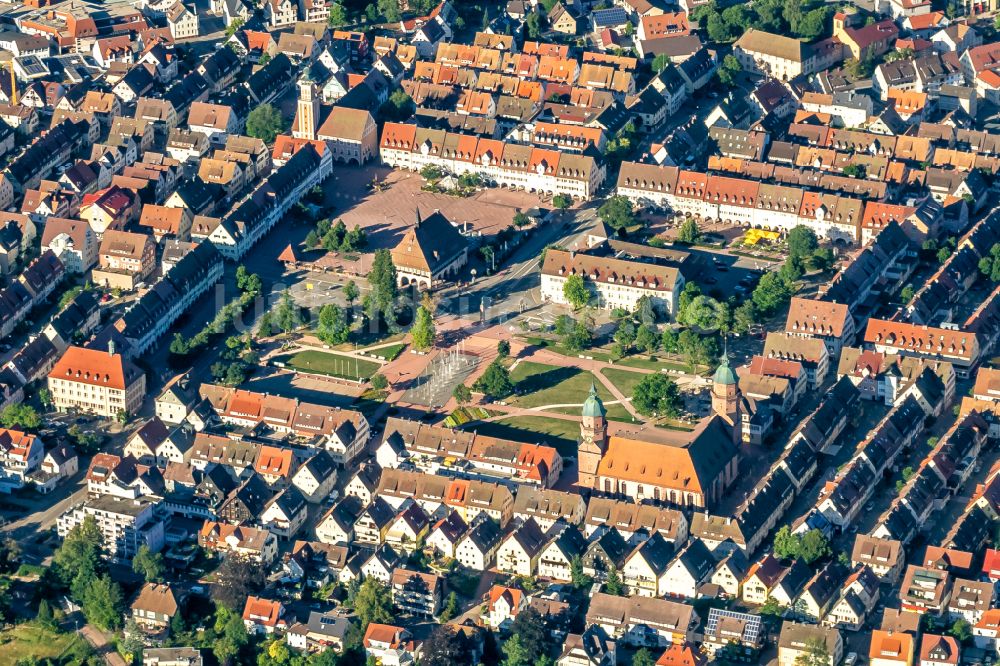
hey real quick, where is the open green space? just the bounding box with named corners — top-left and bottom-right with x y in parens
top-left (0, 624), bottom-right (94, 666)
top-left (600, 367), bottom-right (645, 397)
top-left (468, 416), bottom-right (580, 457)
top-left (510, 361), bottom-right (633, 421)
top-left (362, 342), bottom-right (406, 361)
top-left (278, 350), bottom-right (380, 381)
top-left (616, 355), bottom-right (699, 373)
top-left (517, 336), bottom-right (616, 362)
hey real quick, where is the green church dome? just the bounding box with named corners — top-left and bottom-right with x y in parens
top-left (582, 382), bottom-right (606, 418)
top-left (713, 356), bottom-right (738, 386)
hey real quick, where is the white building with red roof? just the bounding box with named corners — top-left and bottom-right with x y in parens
top-left (47, 344), bottom-right (145, 417)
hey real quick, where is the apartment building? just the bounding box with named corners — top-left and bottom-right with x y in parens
top-left (112, 241), bottom-right (223, 355)
top-left (616, 162), bottom-right (865, 244)
top-left (380, 122), bottom-right (605, 200)
top-left (47, 345), bottom-right (146, 417)
top-left (57, 495), bottom-right (164, 562)
top-left (540, 248), bottom-right (683, 317)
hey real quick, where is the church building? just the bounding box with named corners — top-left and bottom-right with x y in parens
top-left (578, 358), bottom-right (743, 509)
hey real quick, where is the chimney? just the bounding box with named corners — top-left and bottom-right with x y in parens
top-left (108, 339), bottom-right (116, 356)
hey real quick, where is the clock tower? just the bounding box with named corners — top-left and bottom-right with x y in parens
top-left (578, 382), bottom-right (607, 490)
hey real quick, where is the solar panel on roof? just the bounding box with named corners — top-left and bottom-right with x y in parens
top-left (592, 6), bottom-right (628, 26)
top-left (706, 608), bottom-right (762, 644)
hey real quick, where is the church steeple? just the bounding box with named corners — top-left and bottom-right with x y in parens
top-left (711, 350), bottom-right (742, 445)
top-left (578, 382), bottom-right (607, 490)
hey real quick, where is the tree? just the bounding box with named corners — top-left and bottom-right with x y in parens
top-left (474, 360), bottom-right (514, 399)
top-left (376, 0), bottom-right (400, 21)
top-left (652, 53), bottom-right (671, 73)
top-left (452, 384), bottom-right (472, 404)
top-left (605, 567), bottom-right (625, 596)
top-left (503, 634), bottom-right (532, 666)
top-left (53, 515), bottom-right (102, 597)
top-left (215, 555), bottom-right (265, 610)
top-left (343, 280), bottom-right (360, 307)
top-left (809, 247), bottom-right (835, 272)
top-left (497, 340), bottom-right (511, 359)
top-left (355, 578), bottom-right (394, 629)
top-left (597, 196), bottom-right (635, 232)
top-left (437, 592), bottom-right (460, 622)
top-left (246, 104), bottom-right (284, 143)
top-left (552, 194), bottom-right (571, 209)
top-left (633, 373), bottom-right (682, 417)
top-left (885, 47), bottom-right (914, 62)
top-left (132, 544), bottom-right (164, 583)
top-left (507, 608), bottom-right (547, 665)
top-left (223, 17), bottom-right (244, 37)
top-left (35, 598), bottom-right (56, 631)
top-left (421, 624), bottom-right (473, 666)
top-left (411, 305), bottom-right (436, 351)
top-left (900, 284), bottom-right (915, 302)
top-left (633, 649), bottom-right (656, 666)
top-left (677, 330), bottom-right (714, 370)
top-left (842, 163), bottom-right (866, 179)
top-left (794, 638), bottom-right (831, 666)
top-left (799, 529), bottom-right (832, 564)
top-left (759, 596), bottom-right (786, 619)
top-left (0, 403), bottom-right (40, 430)
top-left (316, 303), bottom-right (350, 345)
top-left (554, 314), bottom-right (575, 336)
top-left (717, 54), bottom-right (741, 85)
top-left (950, 618), bottom-right (973, 644)
top-left (328, 2), bottom-right (347, 26)
top-left (636, 296), bottom-right (657, 327)
top-left (256, 312), bottom-right (274, 338)
top-left (937, 246), bottom-right (953, 264)
top-left (381, 89), bottom-right (415, 121)
top-left (274, 289), bottom-right (302, 333)
top-left (82, 575), bottom-right (125, 631)
top-left (732, 302), bottom-right (756, 335)
top-left (845, 55), bottom-right (875, 79)
top-left (525, 11), bottom-right (545, 39)
top-left (773, 526), bottom-right (830, 564)
top-left (562, 274), bottom-right (590, 310)
top-left (563, 319), bottom-right (592, 352)
top-left (37, 388), bottom-right (51, 410)
top-left (787, 226), bottom-right (819, 263)
top-left (661, 327), bottom-right (679, 353)
top-left (680, 295), bottom-right (725, 330)
top-left (214, 607), bottom-right (249, 665)
top-left (773, 525), bottom-right (801, 560)
top-left (366, 249), bottom-right (398, 327)
top-left (752, 271), bottom-right (793, 316)
top-left (677, 218), bottom-right (700, 244)
top-left (635, 324), bottom-right (658, 354)
top-left (370, 373), bottom-right (389, 390)
top-left (120, 618), bottom-right (144, 663)
top-left (570, 554), bottom-right (593, 590)
top-left (614, 319), bottom-right (637, 348)
top-left (979, 244), bottom-right (1000, 282)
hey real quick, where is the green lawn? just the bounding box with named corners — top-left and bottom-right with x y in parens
top-left (511, 362), bottom-right (611, 408)
top-left (510, 361), bottom-right (634, 421)
top-left (601, 367), bottom-right (646, 396)
top-left (617, 355), bottom-right (703, 373)
top-left (469, 416), bottom-right (581, 456)
top-left (363, 343), bottom-right (406, 361)
top-left (279, 350), bottom-right (380, 381)
top-left (517, 336), bottom-right (616, 362)
top-left (0, 624), bottom-right (94, 665)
